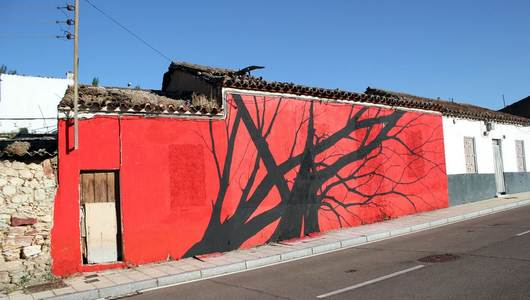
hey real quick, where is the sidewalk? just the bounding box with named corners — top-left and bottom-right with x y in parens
top-left (4, 192), bottom-right (530, 300)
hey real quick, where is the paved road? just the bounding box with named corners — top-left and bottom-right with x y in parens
top-left (129, 205), bottom-right (530, 300)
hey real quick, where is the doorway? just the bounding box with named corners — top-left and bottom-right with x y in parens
top-left (79, 171), bottom-right (123, 264)
top-left (492, 139), bottom-right (506, 196)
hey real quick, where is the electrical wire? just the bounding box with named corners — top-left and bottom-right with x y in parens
top-left (0, 34), bottom-right (58, 39)
top-left (83, 0), bottom-right (171, 62)
top-left (58, 7), bottom-right (70, 18)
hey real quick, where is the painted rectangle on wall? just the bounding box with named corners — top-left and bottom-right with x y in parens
top-left (169, 144), bottom-right (207, 207)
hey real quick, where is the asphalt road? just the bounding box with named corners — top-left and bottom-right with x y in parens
top-left (128, 205), bottom-right (530, 300)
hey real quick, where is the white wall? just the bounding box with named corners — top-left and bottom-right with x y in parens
top-left (443, 117), bottom-right (530, 175)
top-left (0, 74), bottom-right (72, 134)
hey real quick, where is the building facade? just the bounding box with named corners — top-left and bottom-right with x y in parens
top-left (0, 74), bottom-right (72, 134)
top-left (443, 118), bottom-right (530, 204)
top-left (49, 62), bottom-right (530, 277)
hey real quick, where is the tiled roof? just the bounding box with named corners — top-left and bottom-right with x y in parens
top-left (59, 85), bottom-right (222, 115)
top-left (60, 62), bottom-right (529, 125)
top-left (163, 62), bottom-right (530, 125)
top-left (0, 135), bottom-right (57, 159)
top-left (365, 88), bottom-right (530, 125)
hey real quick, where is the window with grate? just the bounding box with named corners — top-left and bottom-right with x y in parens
top-left (464, 137), bottom-right (477, 173)
top-left (515, 140), bottom-right (526, 172)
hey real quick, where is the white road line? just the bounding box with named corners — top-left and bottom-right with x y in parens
top-left (516, 230), bottom-right (530, 237)
top-left (316, 265), bottom-right (425, 299)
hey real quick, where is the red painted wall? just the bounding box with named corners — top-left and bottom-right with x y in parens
top-left (51, 93), bottom-right (448, 276)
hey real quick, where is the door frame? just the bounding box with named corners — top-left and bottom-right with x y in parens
top-left (79, 170), bottom-right (124, 264)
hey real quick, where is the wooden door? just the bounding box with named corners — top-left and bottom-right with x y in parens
top-left (80, 171), bottom-right (120, 264)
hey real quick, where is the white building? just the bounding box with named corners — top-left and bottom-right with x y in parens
top-left (366, 88), bottom-right (530, 205)
top-left (443, 117), bottom-right (530, 204)
top-left (0, 73), bottom-right (72, 134)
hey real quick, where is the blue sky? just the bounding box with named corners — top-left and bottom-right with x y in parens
top-left (1, 0), bottom-right (529, 109)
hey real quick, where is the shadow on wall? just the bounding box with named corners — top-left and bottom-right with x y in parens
top-left (185, 93), bottom-right (448, 257)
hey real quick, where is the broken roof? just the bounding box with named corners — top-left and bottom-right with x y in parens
top-left (168, 61), bottom-right (238, 77)
top-left (0, 134), bottom-right (57, 159)
top-left (59, 85), bottom-right (222, 115)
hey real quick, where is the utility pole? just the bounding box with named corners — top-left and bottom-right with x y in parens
top-left (502, 94), bottom-right (506, 108)
top-left (73, 0), bottom-right (79, 150)
top-left (56, 3), bottom-right (79, 148)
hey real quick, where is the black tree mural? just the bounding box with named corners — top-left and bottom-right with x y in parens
top-left (185, 94), bottom-right (444, 256)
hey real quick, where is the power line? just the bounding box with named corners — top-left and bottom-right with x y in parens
top-left (2, 4), bottom-right (57, 9)
top-left (0, 34), bottom-right (58, 39)
top-left (83, 0), bottom-right (171, 62)
top-left (55, 5), bottom-right (75, 40)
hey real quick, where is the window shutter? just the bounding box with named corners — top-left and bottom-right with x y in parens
top-left (515, 140), bottom-right (526, 172)
top-left (464, 137), bottom-right (477, 173)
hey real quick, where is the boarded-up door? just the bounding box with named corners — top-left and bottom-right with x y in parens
top-left (85, 202), bottom-right (117, 263)
top-left (80, 171), bottom-right (120, 264)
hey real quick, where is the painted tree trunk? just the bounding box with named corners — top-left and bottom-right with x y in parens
top-left (276, 102), bottom-right (321, 240)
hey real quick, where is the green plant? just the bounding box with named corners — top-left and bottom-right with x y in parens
top-left (43, 270), bottom-right (56, 282)
top-left (18, 274), bottom-right (31, 287)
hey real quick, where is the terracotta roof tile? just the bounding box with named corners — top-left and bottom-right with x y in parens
top-left (365, 88), bottom-right (530, 125)
top-left (205, 61), bottom-right (529, 125)
top-left (61, 62), bottom-right (530, 125)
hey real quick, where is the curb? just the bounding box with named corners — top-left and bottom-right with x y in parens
top-left (35, 198), bottom-right (530, 300)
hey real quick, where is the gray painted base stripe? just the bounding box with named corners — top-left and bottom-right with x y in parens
top-left (516, 230), bottom-right (530, 237)
top-left (316, 265), bottom-right (425, 298)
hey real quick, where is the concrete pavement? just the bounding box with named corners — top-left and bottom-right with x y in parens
top-left (3, 192), bottom-right (530, 300)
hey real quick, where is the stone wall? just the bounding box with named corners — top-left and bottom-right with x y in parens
top-left (0, 158), bottom-right (56, 292)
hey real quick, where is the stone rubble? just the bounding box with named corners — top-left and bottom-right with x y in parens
top-left (0, 158), bottom-right (57, 293)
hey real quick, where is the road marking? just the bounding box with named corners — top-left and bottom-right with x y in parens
top-left (516, 230), bottom-right (530, 237)
top-left (316, 265), bottom-right (425, 299)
